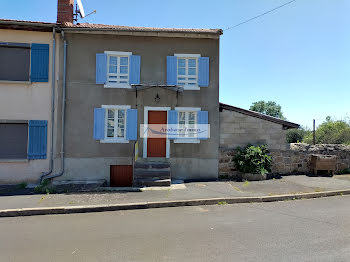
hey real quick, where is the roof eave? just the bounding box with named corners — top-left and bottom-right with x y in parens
top-left (60, 27), bottom-right (222, 39)
top-left (219, 103), bottom-right (300, 129)
top-left (0, 20), bottom-right (55, 32)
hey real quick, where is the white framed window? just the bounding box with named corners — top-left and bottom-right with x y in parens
top-left (174, 107), bottom-right (200, 143)
top-left (101, 105), bottom-right (130, 143)
top-left (105, 51), bottom-right (132, 88)
top-left (175, 54), bottom-right (201, 90)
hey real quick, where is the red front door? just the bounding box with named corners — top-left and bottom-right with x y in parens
top-left (147, 111), bottom-right (167, 157)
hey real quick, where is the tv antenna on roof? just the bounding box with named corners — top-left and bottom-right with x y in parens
top-left (74, 0), bottom-right (96, 22)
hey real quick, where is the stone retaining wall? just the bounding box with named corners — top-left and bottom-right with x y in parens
top-left (219, 143), bottom-right (350, 176)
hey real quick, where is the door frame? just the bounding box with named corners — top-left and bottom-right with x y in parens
top-left (143, 106), bottom-right (170, 159)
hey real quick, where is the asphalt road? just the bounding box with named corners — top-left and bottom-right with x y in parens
top-left (0, 196), bottom-right (349, 262)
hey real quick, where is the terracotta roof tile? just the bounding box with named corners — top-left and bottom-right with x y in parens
top-left (61, 22), bottom-right (223, 34)
top-left (0, 19), bottom-right (222, 35)
top-left (0, 18), bottom-right (55, 26)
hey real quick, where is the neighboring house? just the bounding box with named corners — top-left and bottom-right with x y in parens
top-left (219, 103), bottom-right (299, 150)
top-left (51, 0), bottom-right (222, 186)
top-left (0, 19), bottom-right (56, 184)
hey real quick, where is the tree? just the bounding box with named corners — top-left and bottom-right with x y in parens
top-left (250, 101), bottom-right (286, 120)
top-left (286, 128), bottom-right (307, 143)
top-left (303, 116), bottom-right (350, 144)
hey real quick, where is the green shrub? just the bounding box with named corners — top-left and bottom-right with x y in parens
top-left (286, 128), bottom-right (305, 143)
top-left (337, 168), bottom-right (350, 175)
top-left (16, 182), bottom-right (27, 189)
top-left (233, 144), bottom-right (272, 175)
top-left (303, 117), bottom-right (350, 144)
top-left (34, 179), bottom-right (56, 194)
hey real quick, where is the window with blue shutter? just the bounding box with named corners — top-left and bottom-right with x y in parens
top-left (129, 55), bottom-right (141, 85)
top-left (31, 44), bottom-right (49, 82)
top-left (96, 53), bottom-right (107, 84)
top-left (93, 108), bottom-right (105, 140)
top-left (198, 57), bottom-right (209, 87)
top-left (126, 109), bottom-right (138, 140)
top-left (0, 42), bottom-right (30, 81)
top-left (27, 120), bottom-right (47, 159)
top-left (167, 56), bottom-right (177, 86)
top-left (197, 111), bottom-right (209, 140)
top-left (167, 110), bottom-right (178, 139)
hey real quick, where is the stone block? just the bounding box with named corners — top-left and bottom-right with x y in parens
top-left (239, 122), bottom-right (260, 129)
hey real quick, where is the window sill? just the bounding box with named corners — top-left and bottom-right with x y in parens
top-left (104, 84), bottom-right (131, 89)
top-left (0, 159), bottom-right (29, 163)
top-left (0, 80), bottom-right (31, 85)
top-left (174, 139), bottom-right (200, 144)
top-left (100, 139), bottom-right (129, 144)
top-left (182, 86), bottom-right (200, 91)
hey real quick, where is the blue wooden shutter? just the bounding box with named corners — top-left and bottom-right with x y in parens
top-left (198, 57), bottom-right (209, 87)
top-left (126, 109), bottom-right (138, 140)
top-left (168, 110), bottom-right (178, 139)
top-left (30, 44), bottom-right (49, 82)
top-left (197, 111), bottom-right (209, 140)
top-left (129, 55), bottom-right (141, 85)
top-left (167, 56), bottom-right (177, 85)
top-left (96, 53), bottom-right (107, 84)
top-left (93, 108), bottom-right (105, 140)
top-left (27, 120), bottom-right (47, 159)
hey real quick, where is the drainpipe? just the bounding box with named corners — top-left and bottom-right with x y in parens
top-left (45, 31), bottom-right (67, 181)
top-left (39, 27), bottom-right (56, 183)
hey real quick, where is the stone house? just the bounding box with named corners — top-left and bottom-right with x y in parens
top-left (0, 19), bottom-right (58, 184)
top-left (45, 0), bottom-right (222, 186)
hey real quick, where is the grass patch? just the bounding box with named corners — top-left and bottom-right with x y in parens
top-left (217, 201), bottom-right (228, 205)
top-left (230, 185), bottom-right (241, 192)
top-left (242, 180), bottom-right (250, 187)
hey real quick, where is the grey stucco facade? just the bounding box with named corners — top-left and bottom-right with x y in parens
top-left (54, 31), bottom-right (221, 182)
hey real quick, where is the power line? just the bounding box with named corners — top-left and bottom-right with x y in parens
top-left (225, 0), bottom-right (297, 31)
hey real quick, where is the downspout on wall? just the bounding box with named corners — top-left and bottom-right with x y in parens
top-left (39, 27), bottom-right (56, 183)
top-left (45, 30), bottom-right (67, 181)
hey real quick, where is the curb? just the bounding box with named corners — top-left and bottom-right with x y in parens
top-left (1, 189), bottom-right (350, 217)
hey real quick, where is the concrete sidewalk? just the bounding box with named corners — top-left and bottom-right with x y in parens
top-left (1, 175), bottom-right (350, 213)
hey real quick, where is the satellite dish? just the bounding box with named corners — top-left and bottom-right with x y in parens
top-left (73, 0), bottom-right (96, 22)
top-left (77, 0), bottom-right (85, 18)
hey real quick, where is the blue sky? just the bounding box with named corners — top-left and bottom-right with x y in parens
top-left (1, 0), bottom-right (349, 128)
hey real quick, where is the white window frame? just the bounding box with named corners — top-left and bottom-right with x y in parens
top-left (174, 107), bottom-right (201, 144)
top-left (104, 51), bottom-right (132, 89)
top-left (175, 54), bottom-right (201, 91)
top-left (101, 105), bottom-right (131, 143)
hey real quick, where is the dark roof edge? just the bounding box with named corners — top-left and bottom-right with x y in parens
top-left (219, 102), bottom-right (300, 129)
top-left (0, 19), bottom-right (55, 32)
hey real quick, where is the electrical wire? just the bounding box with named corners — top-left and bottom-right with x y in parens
top-left (225, 0), bottom-right (297, 31)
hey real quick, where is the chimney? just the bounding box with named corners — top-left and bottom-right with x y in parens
top-left (57, 0), bottom-right (74, 24)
